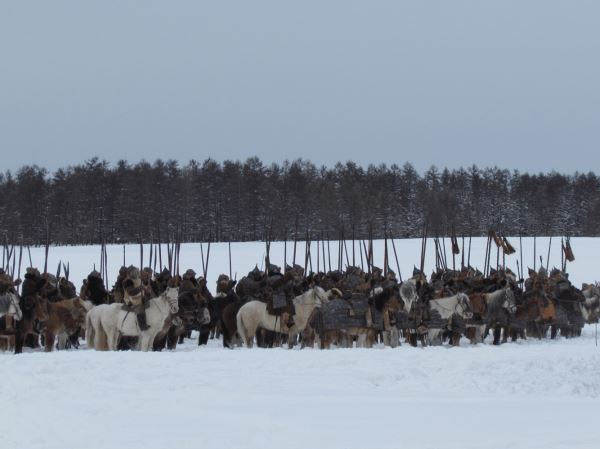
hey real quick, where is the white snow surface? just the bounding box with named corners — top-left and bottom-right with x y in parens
top-left (3, 330), bottom-right (600, 449)
top-left (2, 237), bottom-right (600, 449)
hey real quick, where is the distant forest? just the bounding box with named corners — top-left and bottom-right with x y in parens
top-left (0, 157), bottom-right (598, 245)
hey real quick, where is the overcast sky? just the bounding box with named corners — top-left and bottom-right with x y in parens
top-left (1, 1), bottom-right (599, 174)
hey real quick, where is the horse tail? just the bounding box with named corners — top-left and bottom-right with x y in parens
top-left (85, 312), bottom-right (95, 349)
top-left (95, 316), bottom-right (109, 351)
top-left (221, 317), bottom-right (231, 348)
top-left (236, 308), bottom-right (249, 347)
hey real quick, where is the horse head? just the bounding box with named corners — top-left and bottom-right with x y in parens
top-left (457, 293), bottom-right (474, 319)
top-left (399, 279), bottom-right (418, 313)
top-left (164, 287), bottom-right (180, 314)
top-left (32, 295), bottom-right (50, 332)
top-left (312, 286), bottom-right (339, 308)
top-left (502, 289), bottom-right (518, 314)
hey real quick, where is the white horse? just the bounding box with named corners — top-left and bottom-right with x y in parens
top-left (427, 292), bottom-right (473, 346)
top-left (236, 286), bottom-right (341, 348)
top-left (0, 292), bottom-right (23, 322)
top-left (87, 287), bottom-right (180, 351)
top-left (582, 283), bottom-right (600, 323)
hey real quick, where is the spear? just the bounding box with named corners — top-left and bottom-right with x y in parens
top-left (519, 234), bottom-right (524, 280)
top-left (104, 241), bottom-right (109, 290)
top-left (546, 236), bottom-right (552, 270)
top-left (352, 226), bottom-right (356, 267)
top-left (363, 240), bottom-right (370, 275)
top-left (17, 241), bottom-right (23, 289)
top-left (292, 215), bottom-right (298, 266)
top-left (337, 233), bottom-right (342, 271)
top-left (204, 238), bottom-right (211, 279)
top-left (561, 237), bottom-right (564, 271)
top-left (442, 237), bottom-right (448, 270)
top-left (316, 234), bottom-right (320, 273)
top-left (461, 235), bottom-right (465, 270)
top-left (100, 241), bottom-right (104, 277)
top-left (533, 234), bottom-right (537, 272)
top-left (433, 237), bottom-right (440, 271)
top-left (157, 225), bottom-right (163, 270)
top-left (200, 242), bottom-right (206, 277)
top-left (383, 230), bottom-right (389, 276)
top-left (359, 238), bottom-right (364, 272)
top-left (43, 226), bottom-right (50, 275)
top-left (292, 233), bottom-right (297, 267)
top-left (283, 228), bottom-right (287, 270)
top-left (229, 241), bottom-right (232, 279)
top-left (304, 231), bottom-right (311, 274)
top-left (123, 244), bottom-right (126, 267)
top-left (389, 231), bottom-right (402, 281)
top-left (167, 235), bottom-right (173, 273)
top-left (139, 237), bottom-right (143, 270)
top-left (419, 222), bottom-right (428, 276)
top-left (153, 243), bottom-right (158, 274)
top-left (11, 244), bottom-right (16, 278)
top-left (342, 237), bottom-right (350, 269)
top-left (483, 233), bottom-right (490, 275)
top-left (467, 232), bottom-right (472, 268)
top-left (327, 235), bottom-right (332, 272)
top-left (321, 234), bottom-right (326, 273)
top-left (27, 246), bottom-right (32, 268)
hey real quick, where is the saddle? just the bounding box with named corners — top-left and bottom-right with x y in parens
top-left (266, 292), bottom-right (295, 317)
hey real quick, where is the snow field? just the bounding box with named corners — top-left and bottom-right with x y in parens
top-left (2, 237), bottom-right (600, 449)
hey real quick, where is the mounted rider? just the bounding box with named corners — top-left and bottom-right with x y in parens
top-left (122, 266), bottom-right (150, 331)
top-left (111, 266), bottom-right (129, 303)
top-left (0, 269), bottom-right (20, 333)
top-left (81, 270), bottom-right (110, 305)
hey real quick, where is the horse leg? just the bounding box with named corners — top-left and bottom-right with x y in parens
top-left (357, 332), bottom-right (367, 348)
top-left (493, 326), bottom-right (501, 345)
top-left (106, 330), bottom-right (119, 351)
top-left (287, 332), bottom-right (296, 349)
top-left (57, 331), bottom-right (68, 350)
top-left (14, 320), bottom-right (25, 354)
top-left (501, 326), bottom-right (509, 343)
top-left (139, 332), bottom-right (152, 352)
top-left (43, 332), bottom-right (55, 352)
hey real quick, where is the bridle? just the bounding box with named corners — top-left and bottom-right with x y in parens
top-left (501, 289), bottom-right (517, 314)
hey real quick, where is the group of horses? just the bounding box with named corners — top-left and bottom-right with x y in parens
top-left (1, 259), bottom-right (599, 353)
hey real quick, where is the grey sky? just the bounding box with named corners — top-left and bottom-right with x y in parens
top-left (1, 1), bottom-right (599, 174)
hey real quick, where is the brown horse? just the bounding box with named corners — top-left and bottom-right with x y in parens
top-left (14, 294), bottom-right (50, 353)
top-left (508, 290), bottom-right (555, 340)
top-left (38, 298), bottom-right (90, 351)
top-left (221, 299), bottom-right (243, 348)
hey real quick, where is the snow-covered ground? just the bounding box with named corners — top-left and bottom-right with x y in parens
top-left (3, 328), bottom-right (600, 449)
top-left (2, 237), bottom-right (600, 449)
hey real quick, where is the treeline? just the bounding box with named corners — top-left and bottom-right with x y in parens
top-left (0, 157), bottom-right (599, 245)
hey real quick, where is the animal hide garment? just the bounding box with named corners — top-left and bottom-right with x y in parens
top-left (320, 296), bottom-right (383, 331)
top-left (0, 294), bottom-right (14, 313)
